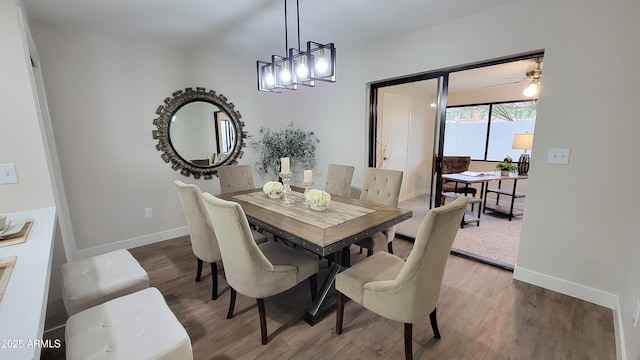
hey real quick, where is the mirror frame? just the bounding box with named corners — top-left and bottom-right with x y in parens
top-left (152, 87), bottom-right (246, 179)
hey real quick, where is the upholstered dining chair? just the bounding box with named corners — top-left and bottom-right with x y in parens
top-left (174, 180), bottom-right (266, 300)
top-left (335, 196), bottom-right (468, 360)
top-left (356, 167), bottom-right (403, 255)
top-left (202, 193), bottom-right (319, 345)
top-left (324, 163), bottom-right (355, 197)
top-left (217, 164), bottom-right (255, 193)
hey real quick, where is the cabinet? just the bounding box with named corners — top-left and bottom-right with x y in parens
top-left (483, 179), bottom-right (526, 221)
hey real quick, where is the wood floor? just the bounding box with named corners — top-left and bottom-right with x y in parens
top-left (43, 236), bottom-right (616, 360)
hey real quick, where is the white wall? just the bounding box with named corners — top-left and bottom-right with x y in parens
top-left (0, 0), bottom-right (55, 212)
top-left (26, 0), bottom-right (640, 357)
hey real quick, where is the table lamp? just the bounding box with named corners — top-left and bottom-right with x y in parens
top-left (512, 133), bottom-right (534, 175)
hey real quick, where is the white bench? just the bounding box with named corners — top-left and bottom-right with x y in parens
top-left (61, 249), bottom-right (149, 316)
top-left (65, 287), bottom-right (193, 360)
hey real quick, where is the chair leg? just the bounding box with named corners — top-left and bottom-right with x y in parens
top-left (257, 298), bottom-right (268, 345)
top-left (227, 288), bottom-right (236, 319)
top-left (195, 258), bottom-right (203, 282)
top-left (210, 262), bottom-right (218, 300)
top-left (335, 291), bottom-right (345, 334)
top-left (366, 248), bottom-right (373, 257)
top-left (429, 308), bottom-right (441, 338)
top-left (309, 274), bottom-right (318, 301)
top-left (387, 241), bottom-right (394, 254)
top-left (404, 323), bottom-right (413, 360)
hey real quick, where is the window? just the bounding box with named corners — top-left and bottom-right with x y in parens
top-left (444, 100), bottom-right (536, 161)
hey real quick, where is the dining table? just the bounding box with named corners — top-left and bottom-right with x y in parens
top-left (217, 186), bottom-right (412, 324)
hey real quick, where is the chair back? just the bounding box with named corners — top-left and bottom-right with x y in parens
top-left (174, 180), bottom-right (221, 263)
top-left (442, 156), bottom-right (471, 174)
top-left (359, 168), bottom-right (403, 206)
top-left (217, 165), bottom-right (255, 193)
top-left (324, 164), bottom-right (355, 197)
top-left (381, 197), bottom-right (468, 321)
top-left (203, 193), bottom-right (296, 297)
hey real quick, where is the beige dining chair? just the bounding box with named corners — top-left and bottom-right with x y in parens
top-left (335, 197), bottom-right (468, 360)
top-left (174, 180), bottom-right (266, 300)
top-left (202, 193), bottom-right (319, 345)
top-left (356, 167), bottom-right (403, 256)
top-left (324, 163), bottom-right (355, 197)
top-left (217, 165), bottom-right (255, 193)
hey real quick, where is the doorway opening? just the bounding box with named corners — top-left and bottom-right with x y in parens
top-left (368, 51), bottom-right (544, 270)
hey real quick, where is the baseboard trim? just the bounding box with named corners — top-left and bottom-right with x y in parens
top-left (74, 226), bottom-right (189, 260)
top-left (613, 299), bottom-right (627, 360)
top-left (513, 266), bottom-right (618, 309)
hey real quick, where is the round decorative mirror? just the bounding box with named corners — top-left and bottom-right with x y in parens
top-left (152, 87), bottom-right (246, 179)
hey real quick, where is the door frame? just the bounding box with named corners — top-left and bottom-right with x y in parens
top-left (367, 50), bottom-right (545, 207)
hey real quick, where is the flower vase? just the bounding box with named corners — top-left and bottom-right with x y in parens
top-left (310, 203), bottom-right (326, 211)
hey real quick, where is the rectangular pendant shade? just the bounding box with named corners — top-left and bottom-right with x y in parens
top-left (308, 41), bottom-right (336, 82)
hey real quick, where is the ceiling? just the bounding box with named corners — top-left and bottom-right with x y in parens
top-left (21, 0), bottom-right (540, 93)
top-left (22, 0), bottom-right (517, 61)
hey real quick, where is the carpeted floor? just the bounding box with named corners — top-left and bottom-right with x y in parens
top-left (396, 195), bottom-right (522, 268)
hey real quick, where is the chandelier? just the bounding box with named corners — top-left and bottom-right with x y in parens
top-left (257, 0), bottom-right (336, 93)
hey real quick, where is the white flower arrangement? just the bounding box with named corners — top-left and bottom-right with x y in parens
top-left (263, 181), bottom-right (284, 198)
top-left (305, 189), bottom-right (331, 206)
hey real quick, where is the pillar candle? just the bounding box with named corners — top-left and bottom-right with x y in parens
top-left (304, 170), bottom-right (313, 183)
top-left (280, 157), bottom-right (290, 174)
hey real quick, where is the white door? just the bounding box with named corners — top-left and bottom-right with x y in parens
top-left (378, 93), bottom-right (411, 199)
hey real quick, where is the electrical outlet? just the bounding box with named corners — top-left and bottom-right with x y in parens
top-left (144, 208), bottom-right (152, 219)
top-left (633, 300), bottom-right (640, 328)
top-left (547, 148), bottom-right (571, 164)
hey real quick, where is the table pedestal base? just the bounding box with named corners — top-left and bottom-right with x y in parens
top-left (304, 263), bottom-right (341, 325)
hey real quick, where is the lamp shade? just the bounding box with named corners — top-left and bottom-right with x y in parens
top-left (512, 133), bottom-right (534, 150)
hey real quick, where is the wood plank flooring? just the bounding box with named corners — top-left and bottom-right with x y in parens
top-left (43, 236), bottom-right (616, 360)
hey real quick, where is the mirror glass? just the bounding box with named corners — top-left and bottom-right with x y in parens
top-left (152, 87), bottom-right (246, 179)
top-left (169, 101), bottom-right (237, 167)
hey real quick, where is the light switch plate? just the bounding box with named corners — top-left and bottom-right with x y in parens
top-left (547, 149), bottom-right (571, 164)
top-left (0, 163), bottom-right (18, 184)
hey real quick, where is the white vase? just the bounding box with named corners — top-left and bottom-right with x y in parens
top-left (268, 193), bottom-right (281, 199)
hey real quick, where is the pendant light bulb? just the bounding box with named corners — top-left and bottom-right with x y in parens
top-left (280, 68), bottom-right (291, 83)
top-left (296, 55), bottom-right (309, 78)
top-left (264, 67), bottom-right (275, 87)
top-left (315, 48), bottom-right (329, 74)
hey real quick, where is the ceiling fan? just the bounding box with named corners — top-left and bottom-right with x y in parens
top-left (483, 57), bottom-right (543, 96)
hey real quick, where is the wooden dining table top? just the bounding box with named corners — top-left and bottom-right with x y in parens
top-left (216, 187), bottom-right (412, 257)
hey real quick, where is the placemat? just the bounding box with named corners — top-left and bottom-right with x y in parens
top-left (0, 218), bottom-right (34, 248)
top-left (235, 192), bottom-right (374, 229)
top-left (0, 256), bottom-right (17, 302)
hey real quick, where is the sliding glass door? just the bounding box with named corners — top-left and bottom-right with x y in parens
top-left (369, 73), bottom-right (448, 211)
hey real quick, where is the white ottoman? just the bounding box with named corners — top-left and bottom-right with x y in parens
top-left (61, 249), bottom-right (149, 316)
top-left (65, 287), bottom-right (193, 360)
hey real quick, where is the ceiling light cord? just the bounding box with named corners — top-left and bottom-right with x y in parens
top-left (283, 0), bottom-right (288, 54)
top-left (296, 0), bottom-right (301, 50)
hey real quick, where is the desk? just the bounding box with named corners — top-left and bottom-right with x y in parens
top-left (217, 188), bottom-right (412, 324)
top-left (0, 207), bottom-right (57, 360)
top-left (442, 173), bottom-right (527, 225)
